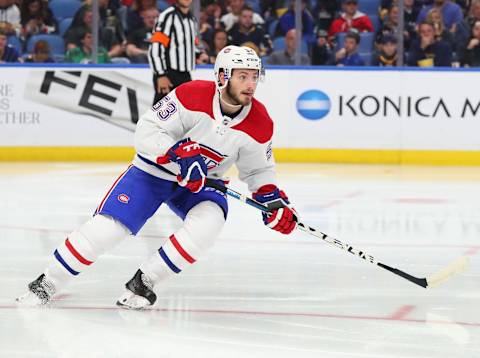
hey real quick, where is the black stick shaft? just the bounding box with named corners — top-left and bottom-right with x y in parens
top-left (206, 179), bottom-right (428, 288)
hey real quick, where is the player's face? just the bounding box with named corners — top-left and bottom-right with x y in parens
top-left (226, 69), bottom-right (259, 106)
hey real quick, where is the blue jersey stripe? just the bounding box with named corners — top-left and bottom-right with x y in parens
top-left (158, 247), bottom-right (181, 273)
top-left (54, 250), bottom-right (79, 276)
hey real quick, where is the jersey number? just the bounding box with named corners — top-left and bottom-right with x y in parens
top-left (153, 96), bottom-right (177, 121)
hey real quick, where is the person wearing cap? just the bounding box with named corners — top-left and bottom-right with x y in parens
top-left (335, 29), bottom-right (365, 66)
top-left (328, 0), bottom-right (374, 41)
top-left (311, 29), bottom-right (332, 65)
top-left (372, 35), bottom-right (398, 66)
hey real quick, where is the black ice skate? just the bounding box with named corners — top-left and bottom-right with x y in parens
top-left (116, 269), bottom-right (157, 309)
top-left (16, 273), bottom-right (56, 306)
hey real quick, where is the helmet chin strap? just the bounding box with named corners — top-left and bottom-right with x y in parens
top-left (219, 90), bottom-right (242, 114)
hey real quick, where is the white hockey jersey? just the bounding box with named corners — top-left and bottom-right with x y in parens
top-left (132, 80), bottom-right (277, 192)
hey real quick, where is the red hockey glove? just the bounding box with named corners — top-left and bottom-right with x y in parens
top-left (253, 185), bottom-right (297, 235)
top-left (156, 138), bottom-right (207, 193)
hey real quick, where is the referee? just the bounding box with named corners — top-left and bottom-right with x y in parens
top-left (148, 0), bottom-right (198, 104)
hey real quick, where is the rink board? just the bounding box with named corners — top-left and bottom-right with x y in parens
top-left (1, 65), bottom-right (480, 165)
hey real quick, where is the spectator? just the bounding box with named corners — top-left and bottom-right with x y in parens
top-left (221, 0), bottom-right (264, 32)
top-left (65, 5), bottom-right (124, 59)
top-left (310, 29), bottom-right (331, 65)
top-left (267, 29), bottom-right (310, 65)
top-left (24, 39), bottom-right (54, 62)
top-left (126, 0), bottom-right (156, 35)
top-left (335, 30), bottom-right (365, 66)
top-left (425, 8), bottom-right (455, 49)
top-left (203, 0), bottom-right (225, 30)
top-left (20, 0), bottom-right (57, 41)
top-left (275, 0), bottom-right (315, 42)
top-left (0, 0), bottom-right (20, 36)
top-left (460, 20), bottom-right (480, 66)
top-left (198, 9), bottom-right (214, 49)
top-left (313, 0), bottom-right (341, 33)
top-left (228, 6), bottom-right (272, 56)
top-left (65, 28), bottom-right (111, 63)
top-left (372, 34), bottom-right (398, 66)
top-left (456, 0), bottom-right (480, 49)
top-left (376, 5), bottom-right (399, 45)
top-left (416, 0), bottom-right (463, 31)
top-left (126, 7), bottom-right (158, 63)
top-left (329, 0), bottom-right (374, 43)
top-left (407, 20), bottom-right (452, 66)
top-left (0, 28), bottom-right (19, 61)
top-left (207, 28), bottom-right (228, 64)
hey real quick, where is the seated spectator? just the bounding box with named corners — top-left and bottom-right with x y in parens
top-left (407, 20), bottom-right (452, 66)
top-left (426, 8), bottom-right (455, 50)
top-left (65, 29), bottom-right (111, 63)
top-left (266, 29), bottom-right (310, 65)
top-left (313, 0), bottom-right (340, 33)
top-left (126, 0), bottom-right (156, 35)
top-left (275, 0), bottom-right (315, 42)
top-left (328, 0), bottom-right (374, 42)
top-left (460, 20), bottom-right (480, 66)
top-left (65, 5), bottom-right (124, 59)
top-left (126, 7), bottom-right (158, 63)
top-left (456, 0), bottom-right (480, 50)
top-left (416, 0), bottom-right (463, 31)
top-left (372, 34), bottom-right (398, 66)
top-left (199, 9), bottom-right (214, 50)
top-left (228, 6), bottom-right (272, 56)
top-left (203, 0), bottom-right (225, 30)
top-left (376, 5), bottom-right (399, 45)
top-left (335, 30), bottom-right (364, 66)
top-left (221, 0), bottom-right (264, 32)
top-left (20, 0), bottom-right (57, 42)
top-left (24, 39), bottom-right (54, 63)
top-left (310, 29), bottom-right (331, 65)
top-left (207, 28), bottom-right (228, 64)
top-left (0, 29), bottom-right (19, 62)
top-left (0, 0), bottom-right (20, 36)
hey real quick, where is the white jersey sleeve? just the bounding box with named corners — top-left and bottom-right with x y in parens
top-left (134, 91), bottom-right (199, 163)
top-left (236, 139), bottom-right (277, 193)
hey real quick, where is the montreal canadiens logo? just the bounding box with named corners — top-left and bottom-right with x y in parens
top-left (200, 144), bottom-right (228, 170)
top-left (117, 194), bottom-right (130, 204)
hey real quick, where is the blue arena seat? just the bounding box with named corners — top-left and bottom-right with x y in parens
top-left (268, 19), bottom-right (278, 37)
top-left (369, 15), bottom-right (381, 32)
top-left (359, 52), bottom-right (372, 66)
top-left (49, 0), bottom-right (82, 22)
top-left (7, 35), bottom-right (22, 55)
top-left (359, 32), bottom-right (375, 53)
top-left (58, 18), bottom-right (73, 37)
top-left (157, 0), bottom-right (169, 11)
top-left (358, 0), bottom-right (381, 16)
top-left (27, 34), bottom-right (65, 56)
top-left (246, 0), bottom-right (261, 14)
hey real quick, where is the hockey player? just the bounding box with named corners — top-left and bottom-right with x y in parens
top-left (16, 45), bottom-right (298, 309)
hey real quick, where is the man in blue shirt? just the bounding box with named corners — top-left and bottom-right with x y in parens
top-left (0, 30), bottom-right (20, 63)
top-left (416, 0), bottom-right (463, 30)
top-left (335, 30), bottom-right (365, 66)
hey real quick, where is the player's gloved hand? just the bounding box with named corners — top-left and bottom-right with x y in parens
top-left (156, 138), bottom-right (207, 193)
top-left (253, 185), bottom-right (297, 235)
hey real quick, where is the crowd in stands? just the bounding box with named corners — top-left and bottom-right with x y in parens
top-left (0, 0), bottom-right (480, 67)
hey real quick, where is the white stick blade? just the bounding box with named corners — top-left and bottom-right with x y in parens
top-left (426, 256), bottom-right (470, 288)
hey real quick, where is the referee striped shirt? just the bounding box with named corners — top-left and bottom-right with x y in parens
top-left (148, 5), bottom-right (197, 76)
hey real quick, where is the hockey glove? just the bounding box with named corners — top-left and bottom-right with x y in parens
top-left (156, 138), bottom-right (207, 193)
top-left (253, 185), bottom-right (297, 235)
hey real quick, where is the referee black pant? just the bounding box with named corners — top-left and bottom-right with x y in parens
top-left (153, 70), bottom-right (192, 105)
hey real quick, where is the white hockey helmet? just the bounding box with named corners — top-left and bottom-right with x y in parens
top-left (214, 45), bottom-right (265, 90)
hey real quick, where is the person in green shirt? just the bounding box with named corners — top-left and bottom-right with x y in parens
top-left (64, 28), bottom-right (111, 64)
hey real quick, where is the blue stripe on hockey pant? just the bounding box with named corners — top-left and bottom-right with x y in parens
top-left (54, 249), bottom-right (79, 276)
top-left (158, 247), bottom-right (181, 273)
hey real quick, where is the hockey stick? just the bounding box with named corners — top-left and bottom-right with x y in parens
top-left (206, 179), bottom-right (469, 289)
